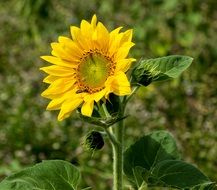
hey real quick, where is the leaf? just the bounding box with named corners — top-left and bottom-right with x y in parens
top-left (190, 182), bottom-right (217, 190)
top-left (132, 55), bottom-right (193, 86)
top-left (0, 160), bottom-right (80, 190)
top-left (150, 160), bottom-right (211, 189)
top-left (124, 131), bottom-right (212, 189)
top-left (81, 187), bottom-right (92, 190)
top-left (124, 131), bottom-right (180, 184)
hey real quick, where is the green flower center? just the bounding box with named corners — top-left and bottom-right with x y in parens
top-left (77, 53), bottom-right (111, 92)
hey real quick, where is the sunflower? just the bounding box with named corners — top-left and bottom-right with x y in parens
top-left (40, 15), bottom-right (135, 121)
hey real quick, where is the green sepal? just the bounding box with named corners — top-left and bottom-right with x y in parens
top-left (78, 112), bottom-right (128, 128)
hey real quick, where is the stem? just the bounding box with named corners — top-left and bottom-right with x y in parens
top-left (112, 95), bottom-right (127, 190)
top-left (104, 127), bottom-right (118, 147)
top-left (101, 98), bottom-right (127, 190)
top-left (113, 115), bottom-right (124, 190)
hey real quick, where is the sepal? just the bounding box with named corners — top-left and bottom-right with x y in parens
top-left (132, 55), bottom-right (193, 86)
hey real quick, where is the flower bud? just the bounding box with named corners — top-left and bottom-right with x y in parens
top-left (84, 131), bottom-right (104, 151)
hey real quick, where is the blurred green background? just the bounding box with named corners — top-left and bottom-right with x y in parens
top-left (0, 0), bottom-right (216, 189)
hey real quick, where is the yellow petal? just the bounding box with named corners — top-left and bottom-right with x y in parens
top-left (81, 100), bottom-right (94, 117)
top-left (41, 56), bottom-right (78, 68)
top-left (92, 29), bottom-right (98, 41)
top-left (58, 36), bottom-right (83, 58)
top-left (93, 89), bottom-right (106, 102)
top-left (109, 27), bottom-right (123, 43)
top-left (95, 22), bottom-right (109, 50)
top-left (46, 89), bottom-right (77, 110)
top-left (80, 20), bottom-right (92, 36)
top-left (109, 32), bottom-right (124, 56)
top-left (114, 42), bottom-right (135, 60)
top-left (58, 97), bottom-right (83, 121)
top-left (91, 14), bottom-right (97, 28)
top-left (46, 98), bottom-right (63, 110)
top-left (106, 72), bottom-right (131, 96)
top-left (41, 93), bottom-right (63, 100)
top-left (40, 65), bottom-right (75, 76)
top-left (51, 50), bottom-right (58, 57)
top-left (51, 43), bottom-right (76, 62)
top-left (83, 94), bottom-right (93, 102)
top-left (70, 26), bottom-right (91, 51)
top-left (70, 26), bottom-right (80, 41)
top-left (58, 112), bottom-right (71, 121)
top-left (83, 89), bottom-right (106, 102)
top-left (120, 29), bottom-right (133, 45)
top-left (43, 75), bottom-right (59, 84)
top-left (115, 58), bottom-right (136, 73)
top-left (41, 78), bottom-right (75, 97)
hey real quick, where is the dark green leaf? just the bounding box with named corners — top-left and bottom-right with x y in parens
top-left (124, 131), bottom-right (180, 183)
top-left (150, 160), bottom-right (211, 189)
top-left (132, 55), bottom-right (193, 86)
top-left (124, 131), bottom-right (212, 189)
top-left (0, 160), bottom-right (80, 190)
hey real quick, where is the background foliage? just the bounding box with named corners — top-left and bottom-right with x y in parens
top-left (0, 0), bottom-right (216, 189)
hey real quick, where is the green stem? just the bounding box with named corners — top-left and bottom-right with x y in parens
top-left (113, 116), bottom-right (124, 190)
top-left (112, 96), bottom-right (127, 190)
top-left (101, 98), bottom-right (127, 190)
top-left (104, 127), bottom-right (118, 146)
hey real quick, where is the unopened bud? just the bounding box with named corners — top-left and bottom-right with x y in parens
top-left (84, 131), bottom-right (104, 151)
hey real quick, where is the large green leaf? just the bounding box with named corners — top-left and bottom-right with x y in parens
top-left (132, 55), bottom-right (193, 86)
top-left (0, 160), bottom-right (80, 190)
top-left (124, 131), bottom-right (213, 189)
top-left (124, 131), bottom-right (180, 183)
top-left (149, 160), bottom-right (212, 189)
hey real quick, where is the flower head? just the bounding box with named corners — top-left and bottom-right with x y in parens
top-left (40, 15), bottom-right (135, 121)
